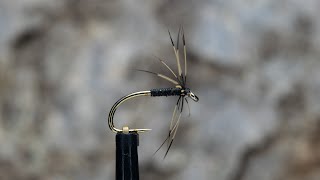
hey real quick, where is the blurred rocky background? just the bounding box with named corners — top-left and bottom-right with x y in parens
top-left (0, 0), bottom-right (320, 179)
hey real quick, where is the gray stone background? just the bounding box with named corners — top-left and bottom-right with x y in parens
top-left (1, 0), bottom-right (320, 179)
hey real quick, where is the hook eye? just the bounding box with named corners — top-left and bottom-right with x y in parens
top-left (188, 92), bottom-right (199, 102)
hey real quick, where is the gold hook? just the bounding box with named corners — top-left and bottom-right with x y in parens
top-left (108, 90), bottom-right (152, 133)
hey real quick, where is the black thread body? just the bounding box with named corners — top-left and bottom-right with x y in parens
top-left (116, 133), bottom-right (139, 180)
top-left (150, 88), bottom-right (190, 97)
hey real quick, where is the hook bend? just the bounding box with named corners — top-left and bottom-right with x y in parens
top-left (108, 90), bottom-right (152, 133)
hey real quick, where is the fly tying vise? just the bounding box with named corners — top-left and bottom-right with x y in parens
top-left (108, 27), bottom-right (199, 157)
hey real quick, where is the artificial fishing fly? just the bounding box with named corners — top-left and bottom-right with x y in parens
top-left (108, 27), bottom-right (199, 159)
